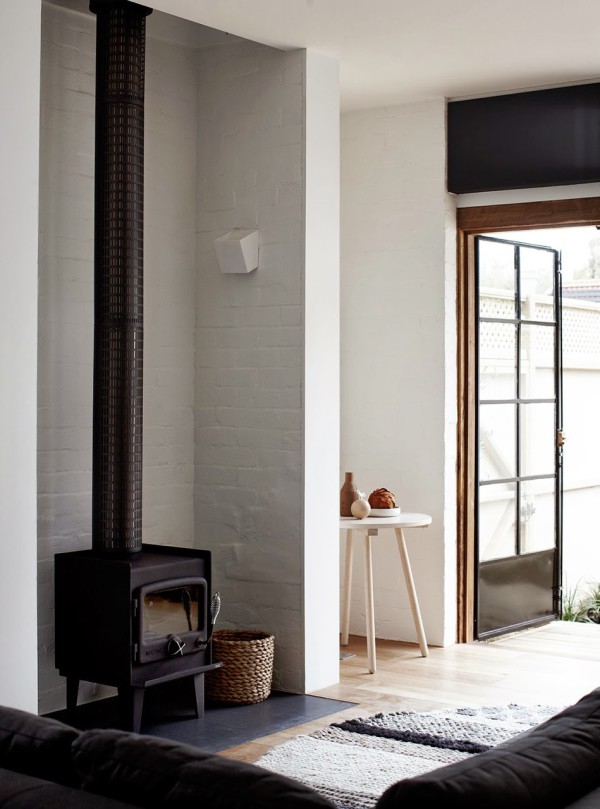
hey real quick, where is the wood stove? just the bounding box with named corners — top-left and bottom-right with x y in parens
top-left (55, 546), bottom-right (218, 732)
top-left (54, 0), bottom-right (219, 732)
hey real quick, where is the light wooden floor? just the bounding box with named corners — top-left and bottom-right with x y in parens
top-left (222, 621), bottom-right (600, 762)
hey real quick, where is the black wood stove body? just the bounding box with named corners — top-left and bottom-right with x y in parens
top-left (55, 545), bottom-right (219, 732)
top-left (54, 0), bottom-right (220, 733)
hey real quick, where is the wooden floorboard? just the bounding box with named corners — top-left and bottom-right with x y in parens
top-left (221, 621), bottom-right (600, 762)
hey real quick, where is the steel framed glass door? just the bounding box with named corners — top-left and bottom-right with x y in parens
top-left (475, 235), bottom-right (563, 638)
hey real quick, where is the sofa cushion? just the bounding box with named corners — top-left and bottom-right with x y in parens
top-left (0, 767), bottom-right (138, 809)
top-left (563, 785), bottom-right (600, 808)
top-left (0, 705), bottom-right (80, 786)
top-left (73, 728), bottom-right (336, 809)
top-left (375, 687), bottom-right (600, 809)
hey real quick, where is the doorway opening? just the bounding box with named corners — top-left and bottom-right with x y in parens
top-left (457, 199), bottom-right (600, 642)
top-left (475, 233), bottom-right (562, 638)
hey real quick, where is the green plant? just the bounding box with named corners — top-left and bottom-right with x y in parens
top-left (579, 582), bottom-right (600, 624)
top-left (561, 583), bottom-right (581, 621)
top-left (562, 581), bottom-right (600, 623)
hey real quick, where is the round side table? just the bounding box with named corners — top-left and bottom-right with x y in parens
top-left (340, 513), bottom-right (432, 673)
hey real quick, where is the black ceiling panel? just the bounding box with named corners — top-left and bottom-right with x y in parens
top-left (447, 83), bottom-right (600, 194)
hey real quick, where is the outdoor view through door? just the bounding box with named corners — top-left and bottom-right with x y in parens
top-left (476, 236), bottom-right (562, 637)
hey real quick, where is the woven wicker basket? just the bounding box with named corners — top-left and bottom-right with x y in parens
top-left (207, 629), bottom-right (274, 705)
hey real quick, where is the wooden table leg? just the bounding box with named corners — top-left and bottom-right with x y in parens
top-left (364, 532), bottom-right (377, 673)
top-left (395, 527), bottom-right (428, 657)
top-left (341, 530), bottom-right (354, 646)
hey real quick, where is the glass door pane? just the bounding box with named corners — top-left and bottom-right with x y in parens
top-left (521, 479), bottom-right (555, 554)
top-left (520, 323), bottom-right (555, 399)
top-left (479, 403), bottom-right (516, 481)
top-left (479, 322), bottom-right (517, 400)
top-left (520, 403), bottom-right (556, 478)
top-left (520, 246), bottom-right (555, 322)
top-left (479, 482), bottom-right (517, 562)
top-left (478, 239), bottom-right (517, 318)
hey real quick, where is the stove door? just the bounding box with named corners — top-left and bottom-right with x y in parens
top-left (135, 577), bottom-right (208, 664)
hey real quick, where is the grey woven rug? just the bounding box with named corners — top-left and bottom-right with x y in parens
top-left (257, 703), bottom-right (561, 809)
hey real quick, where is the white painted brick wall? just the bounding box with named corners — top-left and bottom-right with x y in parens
top-left (37, 5), bottom-right (96, 713)
top-left (0, 0), bottom-right (41, 713)
top-left (143, 22), bottom-right (198, 548)
top-left (37, 7), bottom-right (338, 707)
top-left (340, 101), bottom-right (457, 648)
top-left (37, 4), bottom-right (198, 712)
top-left (194, 41), bottom-right (306, 693)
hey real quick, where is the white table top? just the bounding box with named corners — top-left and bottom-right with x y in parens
top-left (340, 513), bottom-right (432, 529)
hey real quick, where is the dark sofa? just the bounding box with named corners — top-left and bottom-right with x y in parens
top-left (1, 688), bottom-right (599, 808)
top-left (0, 705), bottom-right (334, 808)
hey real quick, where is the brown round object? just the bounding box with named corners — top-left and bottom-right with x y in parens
top-left (368, 488), bottom-right (396, 509)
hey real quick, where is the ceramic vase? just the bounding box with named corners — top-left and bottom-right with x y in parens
top-left (340, 472), bottom-right (359, 516)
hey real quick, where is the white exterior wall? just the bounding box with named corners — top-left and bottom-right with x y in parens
top-left (194, 42), bottom-right (340, 692)
top-left (37, 4), bottom-right (198, 712)
top-left (562, 302), bottom-right (600, 589)
top-left (340, 101), bottom-right (457, 647)
top-left (0, 0), bottom-right (41, 713)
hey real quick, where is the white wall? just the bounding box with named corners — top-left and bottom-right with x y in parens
top-left (194, 41), bottom-right (340, 693)
top-left (0, 0), bottom-right (41, 713)
top-left (143, 20), bottom-right (198, 547)
top-left (303, 50), bottom-right (340, 691)
top-left (457, 182), bottom-right (600, 209)
top-left (340, 100), bottom-right (457, 648)
top-left (37, 4), bottom-right (199, 712)
top-left (37, 4), bottom-right (95, 711)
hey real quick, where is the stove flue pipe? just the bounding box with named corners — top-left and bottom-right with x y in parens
top-left (90, 0), bottom-right (151, 554)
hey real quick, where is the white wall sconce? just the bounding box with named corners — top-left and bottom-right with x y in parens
top-left (214, 228), bottom-right (259, 274)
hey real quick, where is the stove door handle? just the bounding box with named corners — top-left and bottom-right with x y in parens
top-left (166, 635), bottom-right (186, 657)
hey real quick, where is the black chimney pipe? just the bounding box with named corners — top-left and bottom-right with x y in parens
top-left (90, 0), bottom-right (151, 554)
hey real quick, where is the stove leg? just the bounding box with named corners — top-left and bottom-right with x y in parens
top-left (119, 686), bottom-right (145, 733)
top-left (66, 677), bottom-right (79, 709)
top-left (192, 673), bottom-right (204, 718)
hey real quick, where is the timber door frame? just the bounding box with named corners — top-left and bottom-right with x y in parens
top-left (457, 196), bottom-right (600, 643)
